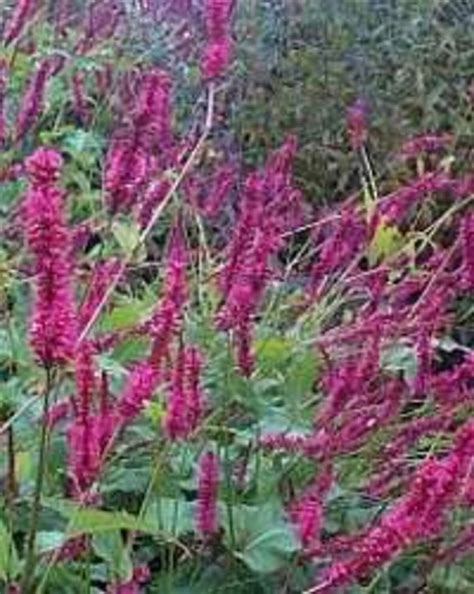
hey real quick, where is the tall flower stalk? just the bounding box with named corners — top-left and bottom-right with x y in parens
top-left (21, 147), bottom-right (76, 591)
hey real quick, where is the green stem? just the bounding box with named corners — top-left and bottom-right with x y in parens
top-left (223, 337), bottom-right (236, 550)
top-left (360, 145), bottom-right (378, 204)
top-left (21, 368), bottom-right (52, 593)
top-left (5, 425), bottom-right (16, 582)
top-left (224, 442), bottom-right (236, 550)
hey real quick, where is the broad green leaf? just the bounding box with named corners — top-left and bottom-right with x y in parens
top-left (101, 299), bottom-right (154, 332)
top-left (256, 337), bottom-right (293, 371)
top-left (62, 129), bottom-right (104, 157)
top-left (227, 503), bottom-right (300, 573)
top-left (97, 354), bottom-right (127, 378)
top-left (68, 509), bottom-right (155, 536)
top-left (111, 221), bottom-right (146, 262)
top-left (369, 223), bottom-right (404, 263)
top-left (144, 497), bottom-right (194, 537)
top-left (92, 531), bottom-right (133, 581)
top-left (285, 351), bottom-right (318, 400)
top-left (45, 500), bottom-right (158, 537)
top-left (36, 531), bottom-right (66, 553)
top-left (381, 343), bottom-right (418, 382)
top-left (145, 401), bottom-right (166, 424)
top-left (112, 337), bottom-right (150, 364)
top-left (0, 520), bottom-right (19, 580)
top-left (101, 464), bottom-right (153, 495)
top-left (429, 564), bottom-right (474, 593)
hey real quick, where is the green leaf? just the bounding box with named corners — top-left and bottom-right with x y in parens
top-left (429, 564), bottom-right (474, 593)
top-left (144, 497), bottom-right (194, 537)
top-left (227, 503), bottom-right (300, 573)
top-left (381, 342), bottom-right (418, 382)
top-left (36, 531), bottom-right (67, 553)
top-left (44, 500), bottom-right (158, 537)
top-left (0, 519), bottom-right (19, 580)
top-left (62, 129), bottom-right (103, 155)
top-left (97, 354), bottom-right (128, 378)
top-left (285, 351), bottom-right (318, 400)
top-left (92, 531), bottom-right (133, 582)
top-left (112, 337), bottom-right (150, 364)
top-left (111, 221), bottom-right (146, 262)
top-left (369, 223), bottom-right (404, 263)
top-left (101, 298), bottom-right (154, 332)
top-left (256, 337), bottom-right (293, 371)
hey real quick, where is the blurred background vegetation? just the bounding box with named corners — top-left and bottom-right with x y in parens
top-left (232, 0), bottom-right (473, 203)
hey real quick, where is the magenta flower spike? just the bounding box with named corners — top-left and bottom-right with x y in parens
top-left (196, 451), bottom-right (220, 537)
top-left (201, 0), bottom-right (233, 80)
top-left (3, 0), bottom-right (38, 46)
top-left (346, 98), bottom-right (369, 151)
top-left (0, 59), bottom-right (8, 145)
top-left (15, 58), bottom-right (59, 141)
top-left (23, 148), bottom-right (77, 367)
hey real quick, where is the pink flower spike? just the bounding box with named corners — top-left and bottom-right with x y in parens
top-left (164, 347), bottom-right (189, 441)
top-left (23, 148), bottom-right (77, 366)
top-left (347, 98), bottom-right (369, 151)
top-left (138, 178), bottom-right (172, 229)
top-left (104, 137), bottom-right (149, 213)
top-left (134, 68), bottom-right (173, 154)
top-left (15, 58), bottom-right (59, 141)
top-left (67, 418), bottom-right (102, 494)
top-left (201, 0), bottom-right (233, 80)
top-left (203, 165), bottom-right (236, 218)
top-left (71, 71), bottom-right (90, 125)
top-left (201, 39), bottom-right (232, 81)
top-left (460, 213), bottom-right (474, 291)
top-left (25, 147), bottom-right (63, 185)
top-left (204, 0), bottom-right (232, 40)
top-left (74, 341), bottom-right (97, 422)
top-left (398, 133), bottom-right (453, 160)
top-left (289, 465), bottom-right (332, 549)
top-left (0, 60), bottom-right (8, 145)
top-left (184, 346), bottom-right (205, 432)
top-left (79, 259), bottom-right (121, 331)
top-left (118, 362), bottom-right (158, 422)
top-left (196, 451), bottom-right (220, 537)
top-left (3, 0), bottom-right (38, 46)
top-left (148, 226), bottom-right (188, 366)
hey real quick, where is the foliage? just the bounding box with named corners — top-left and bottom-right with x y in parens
top-left (234, 0), bottom-right (474, 202)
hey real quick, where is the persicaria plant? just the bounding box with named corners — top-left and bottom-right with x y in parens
top-left (0, 1), bottom-right (473, 593)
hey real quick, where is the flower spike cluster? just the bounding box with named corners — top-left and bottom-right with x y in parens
top-left (310, 423), bottom-right (474, 593)
top-left (105, 68), bottom-right (174, 216)
top-left (23, 148), bottom-right (77, 366)
top-left (148, 225), bottom-right (189, 368)
top-left (164, 345), bottom-right (206, 440)
top-left (201, 0), bottom-right (233, 80)
top-left (217, 136), bottom-right (301, 374)
top-left (68, 344), bottom-right (118, 497)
